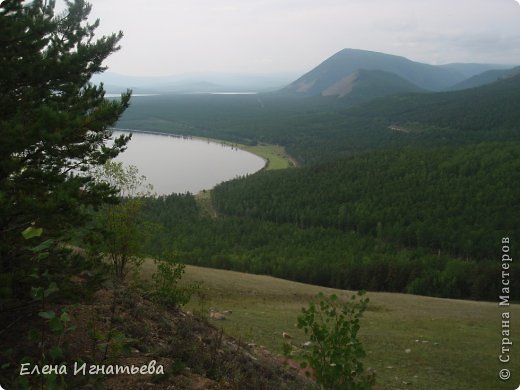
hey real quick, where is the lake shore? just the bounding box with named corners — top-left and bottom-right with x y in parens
top-left (110, 128), bottom-right (266, 195)
top-left (110, 127), bottom-right (296, 171)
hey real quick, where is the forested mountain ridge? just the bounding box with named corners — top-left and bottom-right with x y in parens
top-left (282, 72), bottom-right (520, 163)
top-left (117, 70), bottom-right (520, 165)
top-left (438, 62), bottom-right (512, 79)
top-left (346, 70), bottom-right (520, 129)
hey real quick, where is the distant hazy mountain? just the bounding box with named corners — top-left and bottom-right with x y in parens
top-left (437, 63), bottom-right (512, 79)
top-left (447, 66), bottom-right (520, 91)
top-left (281, 49), bottom-right (466, 96)
top-left (93, 72), bottom-right (298, 94)
top-left (281, 49), bottom-right (515, 98)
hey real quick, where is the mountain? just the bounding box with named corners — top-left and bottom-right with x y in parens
top-left (320, 69), bottom-right (425, 100)
top-left (100, 81), bottom-right (226, 95)
top-left (281, 49), bottom-right (467, 96)
top-left (437, 63), bottom-right (512, 79)
top-left (447, 66), bottom-right (520, 91)
top-left (93, 72), bottom-right (298, 94)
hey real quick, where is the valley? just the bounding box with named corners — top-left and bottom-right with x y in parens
top-left (3, 14), bottom-right (519, 387)
top-left (116, 48), bottom-right (519, 388)
top-left (124, 51), bottom-right (519, 303)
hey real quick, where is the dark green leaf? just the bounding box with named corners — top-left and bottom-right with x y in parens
top-left (30, 239), bottom-right (54, 253)
top-left (49, 345), bottom-right (63, 360)
top-left (49, 317), bottom-right (64, 333)
top-left (44, 282), bottom-right (59, 297)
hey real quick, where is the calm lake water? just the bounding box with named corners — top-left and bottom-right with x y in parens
top-left (113, 131), bottom-right (265, 195)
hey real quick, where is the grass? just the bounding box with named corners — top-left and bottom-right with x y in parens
top-left (140, 261), bottom-right (520, 390)
top-left (196, 137), bottom-right (295, 171)
top-left (242, 143), bottom-right (296, 170)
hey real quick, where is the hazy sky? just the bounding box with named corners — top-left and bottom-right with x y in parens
top-left (58, 0), bottom-right (520, 76)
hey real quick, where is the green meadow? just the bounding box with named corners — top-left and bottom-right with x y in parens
top-left (138, 262), bottom-right (519, 390)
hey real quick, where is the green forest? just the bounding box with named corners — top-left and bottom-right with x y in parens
top-left (136, 142), bottom-right (519, 300)
top-left (114, 75), bottom-right (520, 302)
top-left (213, 143), bottom-right (518, 260)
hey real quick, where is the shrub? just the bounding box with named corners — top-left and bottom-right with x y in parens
top-left (150, 260), bottom-right (199, 308)
top-left (297, 291), bottom-right (375, 390)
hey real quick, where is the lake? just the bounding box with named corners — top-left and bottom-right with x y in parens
top-left (112, 131), bottom-right (265, 195)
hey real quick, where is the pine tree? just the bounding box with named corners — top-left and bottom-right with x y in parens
top-left (0, 0), bottom-right (131, 271)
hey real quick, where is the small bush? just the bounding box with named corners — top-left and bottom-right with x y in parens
top-left (151, 260), bottom-right (199, 308)
top-left (297, 291), bottom-right (375, 390)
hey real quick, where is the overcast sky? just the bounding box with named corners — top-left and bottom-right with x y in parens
top-left (58, 0), bottom-right (520, 76)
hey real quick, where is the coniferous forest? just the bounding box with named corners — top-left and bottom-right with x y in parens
top-left (122, 75), bottom-right (520, 302)
top-left (138, 142), bottom-right (519, 300)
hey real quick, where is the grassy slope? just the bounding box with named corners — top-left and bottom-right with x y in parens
top-left (204, 138), bottom-right (294, 170)
top-left (140, 261), bottom-right (519, 390)
top-left (242, 143), bottom-right (296, 170)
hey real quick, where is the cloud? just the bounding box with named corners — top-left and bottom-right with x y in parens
top-left (57, 0), bottom-right (520, 75)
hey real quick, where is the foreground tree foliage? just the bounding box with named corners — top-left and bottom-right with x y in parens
top-left (0, 0), bottom-right (130, 295)
top-left (0, 1), bottom-right (131, 387)
top-left (87, 161), bottom-right (154, 280)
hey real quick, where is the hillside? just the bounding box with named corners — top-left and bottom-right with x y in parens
top-left (283, 72), bottom-right (520, 163)
top-left (144, 263), bottom-right (520, 390)
top-left (0, 261), bottom-right (312, 389)
top-left (206, 143), bottom-right (519, 296)
top-left (438, 62), bottom-right (512, 79)
top-left (320, 69), bottom-right (425, 100)
top-left (447, 65), bottom-right (520, 90)
top-left (349, 71), bottom-right (520, 132)
top-left (281, 48), bottom-right (465, 95)
top-left (136, 141), bottom-right (519, 302)
top-left (212, 143), bottom-right (519, 260)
